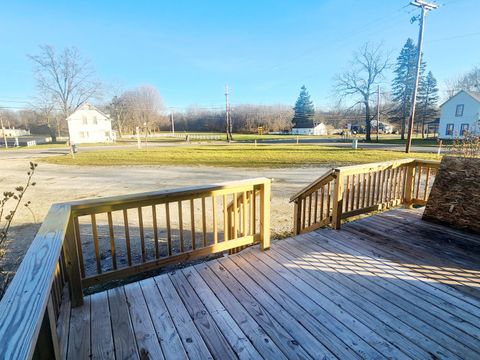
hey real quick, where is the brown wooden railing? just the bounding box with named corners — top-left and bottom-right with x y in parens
top-left (290, 159), bottom-right (440, 234)
top-left (0, 178), bottom-right (271, 359)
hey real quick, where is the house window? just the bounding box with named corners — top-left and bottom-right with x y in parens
top-left (82, 116), bottom-right (88, 125)
top-left (455, 104), bottom-right (464, 117)
top-left (93, 116), bottom-right (98, 125)
top-left (105, 131), bottom-right (110, 137)
top-left (446, 124), bottom-right (454, 136)
top-left (460, 123), bottom-right (469, 136)
top-left (79, 131), bottom-right (85, 138)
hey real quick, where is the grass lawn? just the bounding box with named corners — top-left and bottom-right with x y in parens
top-left (364, 137), bottom-right (449, 147)
top-left (41, 144), bottom-right (441, 168)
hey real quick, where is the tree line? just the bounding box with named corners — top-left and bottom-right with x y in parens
top-left (1, 43), bottom-right (478, 141)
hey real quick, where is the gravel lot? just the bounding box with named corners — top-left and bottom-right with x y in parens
top-left (1, 151), bottom-right (329, 272)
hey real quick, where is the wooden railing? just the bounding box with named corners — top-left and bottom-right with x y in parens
top-left (0, 178), bottom-right (271, 359)
top-left (291, 159), bottom-right (440, 234)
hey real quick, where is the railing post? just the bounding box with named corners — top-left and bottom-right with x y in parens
top-left (63, 215), bottom-right (84, 307)
top-left (259, 180), bottom-right (271, 250)
top-left (293, 199), bottom-right (302, 235)
top-left (331, 171), bottom-right (344, 230)
top-left (404, 164), bottom-right (416, 208)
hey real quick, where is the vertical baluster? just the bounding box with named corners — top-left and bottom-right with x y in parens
top-left (252, 188), bottom-right (256, 235)
top-left (415, 165), bottom-right (422, 199)
top-left (138, 207), bottom-right (146, 262)
top-left (424, 166), bottom-right (431, 201)
top-left (385, 169), bottom-right (390, 204)
top-left (91, 214), bottom-right (101, 274)
top-left (372, 172), bottom-right (377, 205)
top-left (378, 170), bottom-right (383, 205)
top-left (320, 186), bottom-right (324, 221)
top-left (107, 212), bottom-right (117, 270)
top-left (166, 202), bottom-right (172, 256)
top-left (345, 175), bottom-right (350, 212)
top-left (307, 194), bottom-right (312, 226)
top-left (178, 201), bottom-right (184, 252)
top-left (123, 209), bottom-right (132, 266)
top-left (301, 197), bottom-right (306, 230)
top-left (152, 205), bottom-right (160, 258)
top-left (242, 192), bottom-right (247, 236)
top-left (365, 173), bottom-right (372, 206)
top-left (248, 188), bottom-right (255, 235)
top-left (352, 175), bottom-right (357, 210)
top-left (190, 199), bottom-right (196, 250)
top-left (327, 182), bottom-right (331, 219)
top-left (356, 174), bottom-right (362, 209)
top-left (380, 170), bottom-right (385, 206)
top-left (361, 173), bottom-right (366, 209)
top-left (212, 196), bottom-right (218, 243)
top-left (73, 217), bottom-right (85, 277)
top-left (314, 191), bottom-right (318, 223)
top-left (201, 197), bottom-right (207, 246)
top-left (231, 193), bottom-right (237, 239)
top-left (393, 168), bottom-right (398, 202)
top-left (223, 195), bottom-right (228, 241)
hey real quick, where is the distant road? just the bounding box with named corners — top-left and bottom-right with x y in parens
top-left (0, 138), bottom-right (440, 160)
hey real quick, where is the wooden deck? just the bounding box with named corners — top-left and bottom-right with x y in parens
top-left (59, 208), bottom-right (480, 360)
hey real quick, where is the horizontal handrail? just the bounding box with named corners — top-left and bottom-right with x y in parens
top-left (0, 204), bottom-right (71, 359)
top-left (0, 177), bottom-right (271, 359)
top-left (290, 169), bottom-right (336, 202)
top-left (292, 159), bottom-right (440, 234)
top-left (68, 177), bottom-right (269, 216)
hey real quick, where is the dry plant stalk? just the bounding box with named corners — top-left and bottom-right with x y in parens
top-left (450, 133), bottom-right (480, 158)
top-left (0, 162), bottom-right (38, 298)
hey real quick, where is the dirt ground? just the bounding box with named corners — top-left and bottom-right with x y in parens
top-left (0, 153), bottom-right (329, 272)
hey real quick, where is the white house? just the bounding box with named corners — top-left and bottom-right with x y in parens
top-left (66, 103), bottom-right (114, 144)
top-left (291, 123), bottom-right (327, 135)
top-left (0, 128), bottom-right (30, 137)
top-left (438, 90), bottom-right (480, 139)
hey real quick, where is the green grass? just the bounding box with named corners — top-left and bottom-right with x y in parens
top-left (364, 137), bottom-right (450, 147)
top-left (41, 144), bottom-right (441, 168)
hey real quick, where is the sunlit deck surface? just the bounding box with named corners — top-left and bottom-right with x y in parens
top-left (59, 208), bottom-right (480, 360)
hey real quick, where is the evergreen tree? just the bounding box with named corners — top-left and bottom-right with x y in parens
top-left (292, 85), bottom-right (315, 128)
top-left (417, 71), bottom-right (439, 138)
top-left (391, 38), bottom-right (425, 139)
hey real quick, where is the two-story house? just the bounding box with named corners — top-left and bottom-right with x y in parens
top-left (66, 103), bottom-right (114, 144)
top-left (438, 90), bottom-right (480, 139)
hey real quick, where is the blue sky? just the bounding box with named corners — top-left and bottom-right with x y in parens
top-left (0, 0), bottom-right (478, 110)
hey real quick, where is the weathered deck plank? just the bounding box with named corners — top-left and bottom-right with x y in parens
top-left (139, 277), bottom-right (188, 360)
top-left (90, 291), bottom-right (114, 360)
top-left (60, 208), bottom-right (480, 359)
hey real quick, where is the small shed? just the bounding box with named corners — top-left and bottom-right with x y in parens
top-left (291, 123), bottom-right (327, 135)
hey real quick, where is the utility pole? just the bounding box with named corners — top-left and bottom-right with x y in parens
top-left (0, 116), bottom-right (8, 149)
top-left (376, 85), bottom-right (380, 143)
top-left (225, 84), bottom-right (231, 142)
top-left (406, 0), bottom-right (438, 153)
top-left (170, 113), bottom-right (175, 135)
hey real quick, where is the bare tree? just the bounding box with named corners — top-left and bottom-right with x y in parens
top-left (122, 85), bottom-right (164, 131)
top-left (28, 45), bottom-right (102, 120)
top-left (334, 43), bottom-right (389, 141)
top-left (32, 93), bottom-right (58, 141)
top-left (445, 66), bottom-right (480, 98)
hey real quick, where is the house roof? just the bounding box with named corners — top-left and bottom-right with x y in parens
top-left (466, 90), bottom-right (480, 102)
top-left (66, 102), bottom-right (110, 121)
top-left (440, 90), bottom-right (480, 107)
top-left (292, 122), bottom-right (325, 129)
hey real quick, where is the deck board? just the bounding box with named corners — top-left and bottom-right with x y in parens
top-left (60, 208), bottom-right (480, 359)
